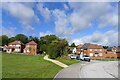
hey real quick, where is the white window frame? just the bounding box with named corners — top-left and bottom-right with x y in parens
top-left (99, 53), bottom-right (103, 56)
top-left (15, 49), bottom-right (20, 51)
top-left (16, 44), bottom-right (20, 47)
top-left (27, 45), bottom-right (30, 47)
top-left (9, 45), bottom-right (12, 46)
top-left (94, 49), bottom-right (97, 51)
top-left (90, 49), bottom-right (92, 51)
top-left (100, 49), bottom-right (102, 51)
top-left (90, 53), bottom-right (93, 56)
top-left (27, 49), bottom-right (30, 52)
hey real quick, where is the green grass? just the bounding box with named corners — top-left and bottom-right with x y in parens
top-left (92, 58), bottom-right (120, 61)
top-left (2, 53), bottom-right (63, 78)
top-left (56, 56), bottom-right (81, 66)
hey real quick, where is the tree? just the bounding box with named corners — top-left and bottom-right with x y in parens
top-left (8, 37), bottom-right (16, 43)
top-left (70, 43), bottom-right (76, 47)
top-left (0, 35), bottom-right (9, 46)
top-left (15, 34), bottom-right (28, 44)
top-left (39, 35), bottom-right (59, 52)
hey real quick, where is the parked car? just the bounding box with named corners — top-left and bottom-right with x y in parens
top-left (70, 55), bottom-right (77, 59)
top-left (76, 55), bottom-right (91, 62)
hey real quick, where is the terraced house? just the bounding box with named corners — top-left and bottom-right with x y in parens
top-left (24, 41), bottom-right (37, 55)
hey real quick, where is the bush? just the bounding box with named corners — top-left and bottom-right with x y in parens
top-left (105, 57), bottom-right (110, 58)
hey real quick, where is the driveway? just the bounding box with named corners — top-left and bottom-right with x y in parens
top-left (54, 60), bottom-right (119, 79)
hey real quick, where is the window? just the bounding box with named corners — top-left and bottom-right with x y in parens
top-left (16, 44), bottom-right (20, 47)
top-left (15, 49), bottom-right (20, 51)
top-left (90, 53), bottom-right (93, 56)
top-left (27, 49), bottom-right (30, 52)
top-left (90, 49), bottom-right (92, 51)
top-left (94, 53), bottom-right (99, 57)
top-left (99, 53), bottom-right (102, 56)
top-left (27, 45), bottom-right (30, 47)
top-left (100, 49), bottom-right (102, 51)
top-left (94, 49), bottom-right (97, 51)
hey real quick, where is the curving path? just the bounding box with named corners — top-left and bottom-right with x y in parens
top-left (44, 55), bottom-right (68, 68)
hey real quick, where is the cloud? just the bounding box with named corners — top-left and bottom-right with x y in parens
top-left (52, 2), bottom-right (117, 38)
top-left (1, 26), bottom-right (16, 37)
top-left (2, 2), bottom-right (39, 31)
top-left (72, 30), bottom-right (118, 46)
top-left (64, 4), bottom-right (69, 10)
top-left (39, 31), bottom-right (52, 37)
top-left (52, 9), bottom-right (73, 38)
top-left (37, 3), bottom-right (51, 21)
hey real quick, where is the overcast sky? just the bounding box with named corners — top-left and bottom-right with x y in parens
top-left (1, 2), bottom-right (118, 46)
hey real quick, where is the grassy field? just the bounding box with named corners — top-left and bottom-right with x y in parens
top-left (2, 53), bottom-right (62, 78)
top-left (56, 56), bottom-right (81, 66)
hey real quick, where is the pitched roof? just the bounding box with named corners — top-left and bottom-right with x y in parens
top-left (77, 44), bottom-right (83, 48)
top-left (9, 41), bottom-right (24, 45)
top-left (81, 43), bottom-right (103, 49)
top-left (26, 41), bottom-right (37, 45)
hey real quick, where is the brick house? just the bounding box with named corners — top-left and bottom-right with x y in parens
top-left (105, 47), bottom-right (117, 58)
top-left (7, 41), bottom-right (24, 53)
top-left (24, 41), bottom-right (37, 55)
top-left (80, 43), bottom-right (105, 58)
top-left (76, 44), bottom-right (83, 55)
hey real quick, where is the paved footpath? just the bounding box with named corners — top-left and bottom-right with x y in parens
top-left (44, 55), bottom-right (68, 68)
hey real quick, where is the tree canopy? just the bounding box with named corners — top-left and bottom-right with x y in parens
top-left (70, 43), bottom-right (76, 47)
top-left (15, 34), bottom-right (28, 44)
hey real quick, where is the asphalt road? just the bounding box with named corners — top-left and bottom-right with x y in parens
top-left (54, 60), bottom-right (119, 79)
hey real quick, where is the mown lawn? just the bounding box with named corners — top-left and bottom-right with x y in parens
top-left (92, 58), bottom-right (120, 61)
top-left (2, 53), bottom-right (62, 78)
top-left (56, 56), bottom-right (81, 66)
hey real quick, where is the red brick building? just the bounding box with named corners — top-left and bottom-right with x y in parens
top-left (24, 41), bottom-right (37, 55)
top-left (76, 44), bottom-right (83, 55)
top-left (105, 47), bottom-right (118, 58)
top-left (7, 41), bottom-right (24, 53)
top-left (79, 43), bottom-right (105, 58)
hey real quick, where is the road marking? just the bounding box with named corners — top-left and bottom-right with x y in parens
top-left (80, 64), bottom-right (86, 66)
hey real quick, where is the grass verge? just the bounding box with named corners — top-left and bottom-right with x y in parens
top-left (56, 56), bottom-right (81, 66)
top-left (92, 58), bottom-right (120, 61)
top-left (2, 53), bottom-right (62, 78)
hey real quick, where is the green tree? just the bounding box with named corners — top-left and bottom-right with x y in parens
top-left (15, 34), bottom-right (28, 44)
top-left (0, 35), bottom-right (9, 46)
top-left (70, 43), bottom-right (76, 47)
top-left (8, 37), bottom-right (16, 43)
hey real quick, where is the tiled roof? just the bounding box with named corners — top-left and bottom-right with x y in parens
top-left (81, 43), bottom-right (103, 49)
top-left (77, 44), bottom-right (83, 48)
top-left (26, 41), bottom-right (37, 45)
top-left (9, 41), bottom-right (24, 45)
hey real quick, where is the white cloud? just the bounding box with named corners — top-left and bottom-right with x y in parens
top-left (39, 31), bottom-right (52, 37)
top-left (52, 2), bottom-right (118, 39)
top-left (64, 4), bottom-right (69, 10)
top-left (1, 26), bottom-right (16, 37)
top-left (2, 2), bottom-right (39, 31)
top-left (72, 30), bottom-right (118, 46)
top-left (52, 9), bottom-right (73, 38)
top-left (37, 3), bottom-right (51, 21)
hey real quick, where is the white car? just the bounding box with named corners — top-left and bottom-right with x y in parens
top-left (77, 55), bottom-right (91, 62)
top-left (70, 55), bottom-right (77, 59)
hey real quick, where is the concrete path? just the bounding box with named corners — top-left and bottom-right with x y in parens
top-left (54, 60), bottom-right (119, 79)
top-left (44, 55), bottom-right (68, 68)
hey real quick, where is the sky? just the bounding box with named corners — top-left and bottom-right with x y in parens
top-left (1, 2), bottom-right (118, 46)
